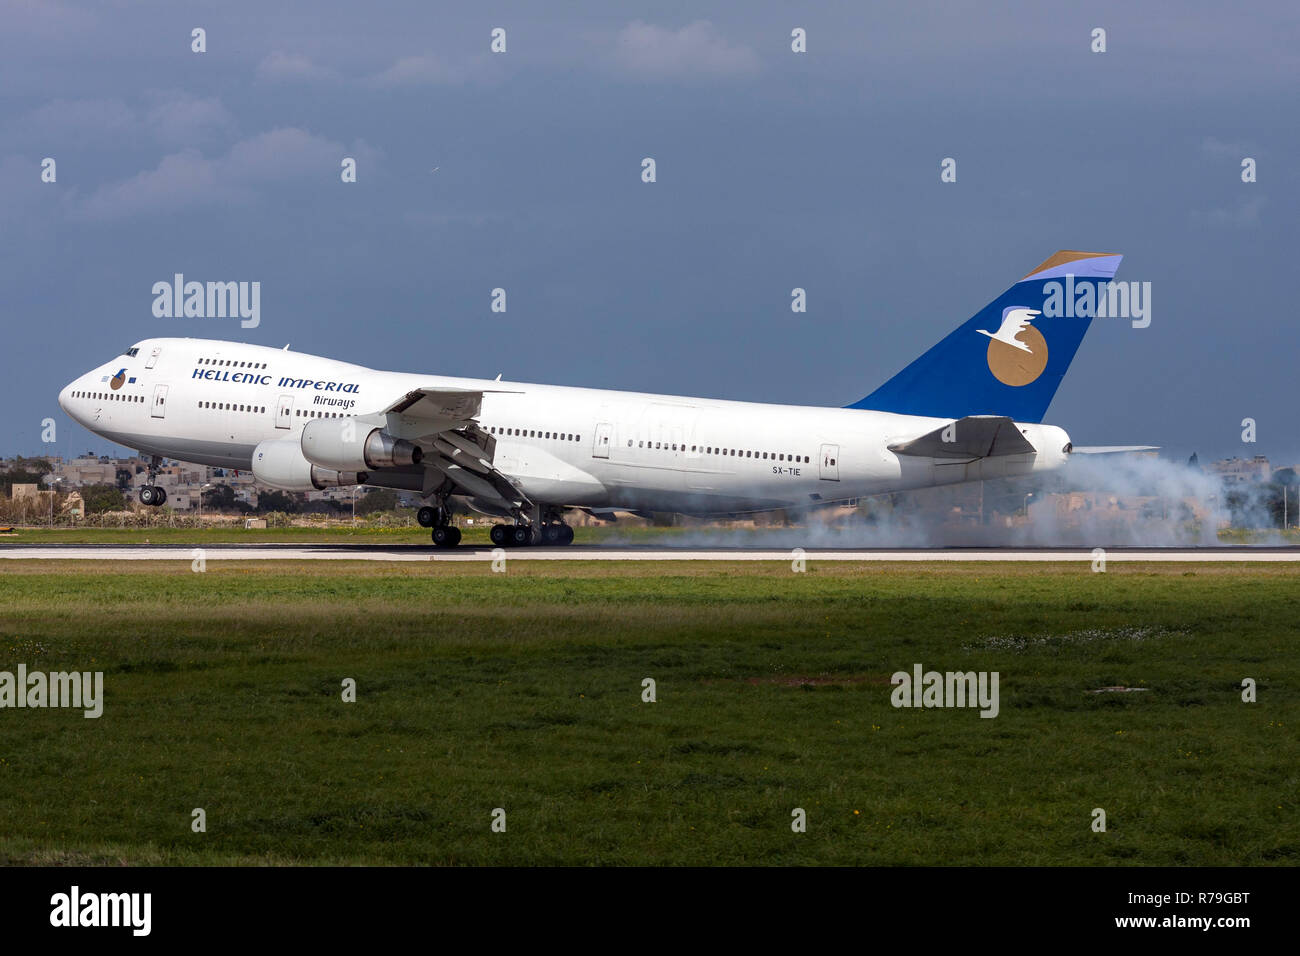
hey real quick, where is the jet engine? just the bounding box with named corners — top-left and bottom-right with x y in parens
top-left (251, 437), bottom-right (367, 492)
top-left (300, 418), bottom-right (422, 472)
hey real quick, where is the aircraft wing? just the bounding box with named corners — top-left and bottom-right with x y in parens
top-left (378, 386), bottom-right (532, 508)
top-left (888, 415), bottom-right (1037, 460)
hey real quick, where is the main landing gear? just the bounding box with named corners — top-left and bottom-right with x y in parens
top-left (417, 502), bottom-right (462, 548)
top-left (138, 455), bottom-right (167, 506)
top-left (419, 495), bottom-right (574, 548)
top-left (488, 521), bottom-right (574, 547)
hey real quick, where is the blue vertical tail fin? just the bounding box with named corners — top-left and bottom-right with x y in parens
top-left (848, 250), bottom-right (1123, 423)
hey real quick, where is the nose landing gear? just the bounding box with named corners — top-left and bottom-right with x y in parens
top-left (138, 485), bottom-right (167, 506)
top-left (138, 455), bottom-right (167, 506)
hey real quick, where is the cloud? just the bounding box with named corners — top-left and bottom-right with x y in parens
top-left (365, 55), bottom-right (463, 88)
top-left (1192, 196), bottom-right (1265, 229)
top-left (223, 127), bottom-right (352, 181)
top-left (8, 93), bottom-right (236, 151)
top-left (256, 51), bottom-right (339, 83)
top-left (0, 153), bottom-right (57, 218)
top-left (70, 128), bottom-right (378, 221)
top-left (9, 97), bottom-right (137, 148)
top-left (1200, 137), bottom-right (1255, 160)
top-left (0, 0), bottom-right (97, 38)
top-left (72, 148), bottom-right (230, 221)
top-left (609, 20), bottom-right (760, 79)
top-left (144, 91), bottom-right (237, 148)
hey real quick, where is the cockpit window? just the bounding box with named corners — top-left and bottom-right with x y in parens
top-left (123, 347), bottom-right (140, 357)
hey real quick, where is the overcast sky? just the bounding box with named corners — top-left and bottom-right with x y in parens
top-left (3, 0), bottom-right (1297, 464)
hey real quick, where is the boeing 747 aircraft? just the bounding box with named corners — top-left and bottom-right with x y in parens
top-left (59, 251), bottom-right (1126, 546)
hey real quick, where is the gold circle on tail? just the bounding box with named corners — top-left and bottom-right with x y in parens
top-left (110, 372), bottom-right (125, 390)
top-left (986, 328), bottom-right (1048, 386)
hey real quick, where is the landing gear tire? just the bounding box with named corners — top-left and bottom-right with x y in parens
top-left (431, 525), bottom-right (461, 547)
top-left (511, 526), bottom-right (533, 547)
top-left (490, 524), bottom-right (510, 547)
top-left (537, 522), bottom-right (574, 546)
top-left (138, 485), bottom-right (165, 507)
top-left (417, 506), bottom-right (437, 528)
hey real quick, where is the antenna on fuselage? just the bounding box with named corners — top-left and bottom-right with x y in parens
top-left (282, 344), bottom-right (290, 350)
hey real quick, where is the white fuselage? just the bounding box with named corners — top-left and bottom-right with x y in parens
top-left (59, 338), bottom-right (1071, 515)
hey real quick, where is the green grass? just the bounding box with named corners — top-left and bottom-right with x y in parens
top-left (0, 561), bottom-right (1295, 865)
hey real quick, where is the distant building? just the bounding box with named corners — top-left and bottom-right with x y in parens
top-left (1208, 455), bottom-right (1271, 484)
top-left (55, 455), bottom-right (120, 487)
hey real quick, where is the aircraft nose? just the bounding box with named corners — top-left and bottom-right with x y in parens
top-left (58, 380), bottom-right (73, 414)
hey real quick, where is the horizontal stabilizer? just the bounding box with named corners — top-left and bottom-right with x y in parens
top-left (889, 415), bottom-right (1037, 460)
top-left (1069, 445), bottom-right (1159, 454)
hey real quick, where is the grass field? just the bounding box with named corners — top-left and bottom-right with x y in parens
top-left (0, 560), bottom-right (1296, 865)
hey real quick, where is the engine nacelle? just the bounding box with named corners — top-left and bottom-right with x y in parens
top-left (252, 438), bottom-right (367, 492)
top-left (300, 418), bottom-right (422, 472)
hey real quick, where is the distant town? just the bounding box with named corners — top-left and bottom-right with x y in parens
top-left (1, 450), bottom-right (1297, 532)
top-left (0, 453), bottom-right (407, 522)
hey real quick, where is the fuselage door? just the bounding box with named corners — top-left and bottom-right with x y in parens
top-left (592, 422), bottom-right (613, 459)
top-left (819, 443), bottom-right (840, 481)
top-left (145, 346), bottom-right (161, 369)
top-left (151, 384), bottom-right (169, 419)
top-left (275, 394), bottom-right (294, 429)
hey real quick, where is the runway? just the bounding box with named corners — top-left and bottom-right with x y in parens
top-left (4, 544), bottom-right (1300, 562)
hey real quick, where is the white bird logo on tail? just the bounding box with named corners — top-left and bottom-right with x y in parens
top-left (978, 308), bottom-right (1040, 353)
